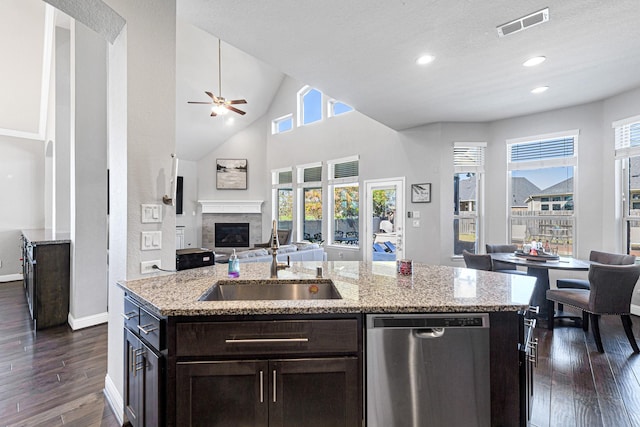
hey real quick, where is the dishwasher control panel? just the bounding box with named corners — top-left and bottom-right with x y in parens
top-left (370, 314), bottom-right (489, 329)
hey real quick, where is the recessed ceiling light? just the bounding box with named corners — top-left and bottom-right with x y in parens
top-left (523, 56), bottom-right (546, 67)
top-left (531, 86), bottom-right (549, 94)
top-left (416, 54), bottom-right (435, 65)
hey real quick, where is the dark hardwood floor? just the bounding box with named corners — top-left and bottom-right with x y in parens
top-left (1, 279), bottom-right (640, 426)
top-left (0, 281), bottom-right (120, 427)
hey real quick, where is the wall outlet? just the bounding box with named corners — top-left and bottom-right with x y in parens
top-left (141, 260), bottom-right (160, 274)
top-left (412, 219), bottom-right (420, 227)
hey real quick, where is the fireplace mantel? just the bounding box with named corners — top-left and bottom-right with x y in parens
top-left (199, 200), bottom-right (263, 214)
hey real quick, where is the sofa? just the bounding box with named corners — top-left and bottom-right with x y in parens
top-left (216, 242), bottom-right (326, 264)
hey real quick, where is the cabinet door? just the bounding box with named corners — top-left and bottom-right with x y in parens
top-left (269, 357), bottom-right (360, 427)
top-left (176, 360), bottom-right (269, 427)
top-left (143, 339), bottom-right (162, 427)
top-left (124, 329), bottom-right (144, 427)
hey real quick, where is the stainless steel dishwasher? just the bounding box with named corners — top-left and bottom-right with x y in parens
top-left (366, 313), bottom-right (491, 427)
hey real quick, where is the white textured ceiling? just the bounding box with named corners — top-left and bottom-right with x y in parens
top-left (176, 20), bottom-right (284, 160)
top-left (179, 0), bottom-right (640, 130)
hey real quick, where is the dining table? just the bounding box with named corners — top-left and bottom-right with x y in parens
top-left (489, 252), bottom-right (591, 319)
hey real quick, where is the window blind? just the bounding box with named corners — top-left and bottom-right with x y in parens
top-left (454, 142), bottom-right (486, 173)
top-left (509, 137), bottom-right (574, 162)
top-left (278, 170), bottom-right (292, 184)
top-left (333, 160), bottom-right (359, 179)
top-left (614, 119), bottom-right (640, 159)
top-left (303, 166), bottom-right (322, 183)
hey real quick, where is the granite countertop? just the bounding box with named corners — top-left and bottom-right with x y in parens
top-left (118, 261), bottom-right (536, 317)
top-left (21, 229), bottom-right (72, 244)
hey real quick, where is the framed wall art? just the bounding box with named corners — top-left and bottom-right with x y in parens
top-left (411, 183), bottom-right (431, 203)
top-left (216, 158), bottom-right (247, 190)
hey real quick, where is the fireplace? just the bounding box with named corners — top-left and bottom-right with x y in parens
top-left (215, 223), bottom-right (250, 248)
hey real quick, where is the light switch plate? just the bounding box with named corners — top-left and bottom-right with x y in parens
top-left (141, 204), bottom-right (162, 223)
top-left (413, 211), bottom-right (421, 219)
top-left (141, 231), bottom-right (162, 250)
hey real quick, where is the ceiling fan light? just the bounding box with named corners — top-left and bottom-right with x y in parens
top-left (523, 56), bottom-right (546, 67)
top-left (212, 105), bottom-right (228, 115)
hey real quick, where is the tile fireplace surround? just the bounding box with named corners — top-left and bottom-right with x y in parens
top-left (199, 200), bottom-right (264, 252)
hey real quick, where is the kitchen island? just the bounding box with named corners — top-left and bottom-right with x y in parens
top-left (118, 261), bottom-right (536, 427)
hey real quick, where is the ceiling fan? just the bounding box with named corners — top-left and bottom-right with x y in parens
top-left (188, 39), bottom-right (247, 116)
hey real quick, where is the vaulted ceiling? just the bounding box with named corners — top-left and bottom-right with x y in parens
top-left (4, 0), bottom-right (640, 160)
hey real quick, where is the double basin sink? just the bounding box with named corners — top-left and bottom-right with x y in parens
top-left (199, 279), bottom-right (342, 301)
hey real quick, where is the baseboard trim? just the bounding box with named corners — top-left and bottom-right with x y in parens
top-left (68, 311), bottom-right (108, 330)
top-left (104, 374), bottom-right (125, 425)
top-left (0, 273), bottom-right (23, 283)
top-left (631, 304), bottom-right (640, 317)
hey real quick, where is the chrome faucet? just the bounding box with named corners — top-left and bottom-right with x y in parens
top-left (270, 220), bottom-right (290, 278)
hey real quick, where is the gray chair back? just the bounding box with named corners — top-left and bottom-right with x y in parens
top-left (589, 250), bottom-right (636, 265)
top-left (462, 250), bottom-right (493, 271)
top-left (588, 263), bottom-right (640, 315)
top-left (486, 244), bottom-right (518, 271)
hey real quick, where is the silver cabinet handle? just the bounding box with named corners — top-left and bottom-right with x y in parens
top-left (259, 370), bottom-right (264, 403)
top-left (225, 338), bottom-right (308, 344)
top-left (273, 370), bottom-right (277, 403)
top-left (529, 306), bottom-right (540, 315)
top-left (137, 324), bottom-right (158, 334)
top-left (121, 311), bottom-right (138, 320)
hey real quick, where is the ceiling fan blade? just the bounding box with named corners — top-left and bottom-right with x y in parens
top-left (229, 99), bottom-right (247, 105)
top-left (226, 105), bottom-right (246, 115)
top-left (210, 111), bottom-right (217, 117)
top-left (188, 101), bottom-right (213, 104)
top-left (205, 91), bottom-right (216, 100)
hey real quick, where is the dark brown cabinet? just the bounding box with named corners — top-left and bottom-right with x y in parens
top-left (176, 357), bottom-right (359, 427)
top-left (170, 316), bottom-right (363, 427)
top-left (123, 295), bottom-right (164, 427)
top-left (21, 232), bottom-right (70, 330)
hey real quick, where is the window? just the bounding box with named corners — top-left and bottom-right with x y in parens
top-left (328, 157), bottom-right (359, 247)
top-left (298, 87), bottom-right (322, 126)
top-left (297, 164), bottom-right (323, 242)
top-left (328, 99), bottom-right (354, 117)
top-left (507, 131), bottom-right (578, 256)
top-left (272, 169), bottom-right (293, 230)
top-left (614, 114), bottom-right (640, 256)
top-left (453, 142), bottom-right (486, 255)
top-left (272, 114), bottom-right (293, 134)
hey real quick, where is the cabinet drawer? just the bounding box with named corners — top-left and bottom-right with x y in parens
top-left (123, 298), bottom-right (140, 331)
top-left (139, 307), bottom-right (163, 350)
top-left (176, 319), bottom-right (359, 357)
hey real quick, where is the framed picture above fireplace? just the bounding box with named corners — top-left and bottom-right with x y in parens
top-left (216, 158), bottom-right (247, 190)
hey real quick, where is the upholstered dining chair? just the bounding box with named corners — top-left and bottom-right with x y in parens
top-left (546, 263), bottom-right (640, 353)
top-left (485, 244), bottom-right (527, 275)
top-left (555, 250), bottom-right (636, 310)
top-left (462, 250), bottom-right (493, 271)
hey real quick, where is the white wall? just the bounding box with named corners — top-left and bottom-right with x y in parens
top-left (103, 1), bottom-right (177, 421)
top-left (0, 135), bottom-right (44, 279)
top-left (69, 21), bottom-right (108, 326)
top-left (54, 26), bottom-right (71, 233)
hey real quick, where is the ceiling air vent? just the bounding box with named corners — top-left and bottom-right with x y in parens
top-left (497, 8), bottom-right (549, 37)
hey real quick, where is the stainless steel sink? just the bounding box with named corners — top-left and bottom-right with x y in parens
top-left (199, 279), bottom-right (342, 301)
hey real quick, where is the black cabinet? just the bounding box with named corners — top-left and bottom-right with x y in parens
top-left (170, 316), bottom-right (363, 427)
top-left (175, 357), bottom-right (359, 427)
top-left (21, 233), bottom-right (70, 330)
top-left (123, 295), bottom-right (165, 427)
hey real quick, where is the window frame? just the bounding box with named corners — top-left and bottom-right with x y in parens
top-left (453, 142), bottom-right (486, 256)
top-left (614, 115), bottom-right (640, 255)
top-left (297, 86), bottom-right (323, 127)
top-left (327, 155), bottom-right (360, 248)
top-left (506, 130), bottom-right (579, 256)
top-left (327, 99), bottom-right (354, 118)
top-left (271, 114), bottom-right (294, 135)
top-left (296, 162), bottom-right (324, 243)
top-left (271, 167), bottom-right (294, 232)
